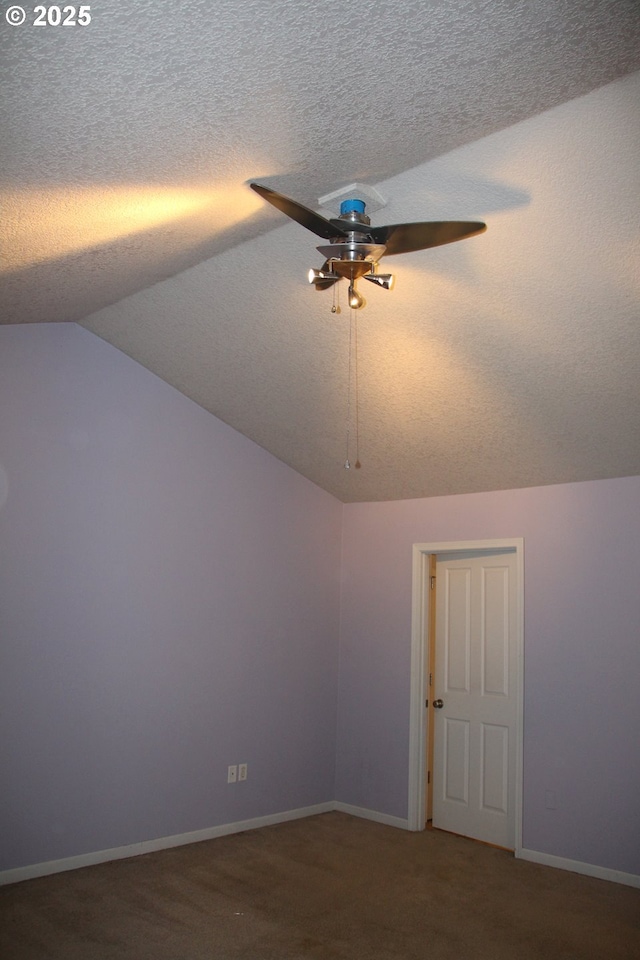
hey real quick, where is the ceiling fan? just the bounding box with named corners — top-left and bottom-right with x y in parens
top-left (250, 182), bottom-right (487, 309)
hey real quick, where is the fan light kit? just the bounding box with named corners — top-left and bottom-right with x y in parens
top-left (250, 182), bottom-right (486, 309)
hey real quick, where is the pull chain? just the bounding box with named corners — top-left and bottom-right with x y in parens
top-left (331, 283), bottom-right (341, 314)
top-left (345, 303), bottom-right (353, 469)
top-left (354, 305), bottom-right (361, 469)
top-left (344, 302), bottom-right (362, 470)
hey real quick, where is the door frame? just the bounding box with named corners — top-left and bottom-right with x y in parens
top-left (408, 538), bottom-right (524, 857)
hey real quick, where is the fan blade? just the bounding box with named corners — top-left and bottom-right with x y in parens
top-left (370, 220), bottom-right (486, 257)
top-left (251, 184), bottom-right (348, 240)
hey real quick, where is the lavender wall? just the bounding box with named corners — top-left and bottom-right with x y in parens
top-left (0, 324), bottom-right (342, 872)
top-left (2, 324), bottom-right (638, 881)
top-left (337, 479), bottom-right (640, 876)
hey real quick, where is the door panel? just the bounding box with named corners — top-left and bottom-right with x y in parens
top-left (445, 567), bottom-right (470, 693)
top-left (432, 550), bottom-right (517, 848)
top-left (482, 566), bottom-right (509, 696)
top-left (444, 718), bottom-right (469, 804)
top-left (480, 723), bottom-right (508, 814)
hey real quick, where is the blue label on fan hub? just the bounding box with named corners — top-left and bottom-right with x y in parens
top-left (340, 199), bottom-right (366, 215)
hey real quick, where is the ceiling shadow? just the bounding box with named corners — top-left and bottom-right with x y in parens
top-left (0, 197), bottom-right (280, 325)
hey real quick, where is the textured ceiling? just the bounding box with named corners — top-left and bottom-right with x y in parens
top-left (1, 0), bottom-right (639, 501)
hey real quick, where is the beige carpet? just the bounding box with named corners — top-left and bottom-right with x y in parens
top-left (1, 812), bottom-right (638, 959)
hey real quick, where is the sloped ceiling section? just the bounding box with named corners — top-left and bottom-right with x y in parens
top-left (80, 73), bottom-right (640, 502)
top-left (1, 1), bottom-right (639, 502)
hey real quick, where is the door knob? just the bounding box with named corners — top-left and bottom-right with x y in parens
top-left (433, 699), bottom-right (444, 709)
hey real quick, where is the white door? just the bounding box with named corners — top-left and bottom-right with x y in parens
top-left (432, 549), bottom-right (517, 848)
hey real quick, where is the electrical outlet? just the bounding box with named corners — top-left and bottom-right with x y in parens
top-left (227, 764), bottom-right (237, 783)
top-left (238, 763), bottom-right (247, 782)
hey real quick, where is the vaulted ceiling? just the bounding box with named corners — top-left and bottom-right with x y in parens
top-left (2, 0), bottom-right (639, 501)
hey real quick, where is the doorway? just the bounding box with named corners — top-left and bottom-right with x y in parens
top-left (408, 539), bottom-right (524, 855)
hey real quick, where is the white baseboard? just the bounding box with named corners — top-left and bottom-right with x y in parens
top-left (518, 847), bottom-right (640, 889)
top-left (332, 801), bottom-right (409, 831)
top-left (5, 807), bottom-right (636, 890)
top-left (0, 801), bottom-right (334, 887)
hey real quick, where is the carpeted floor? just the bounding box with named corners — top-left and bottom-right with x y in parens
top-left (1, 812), bottom-right (638, 959)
